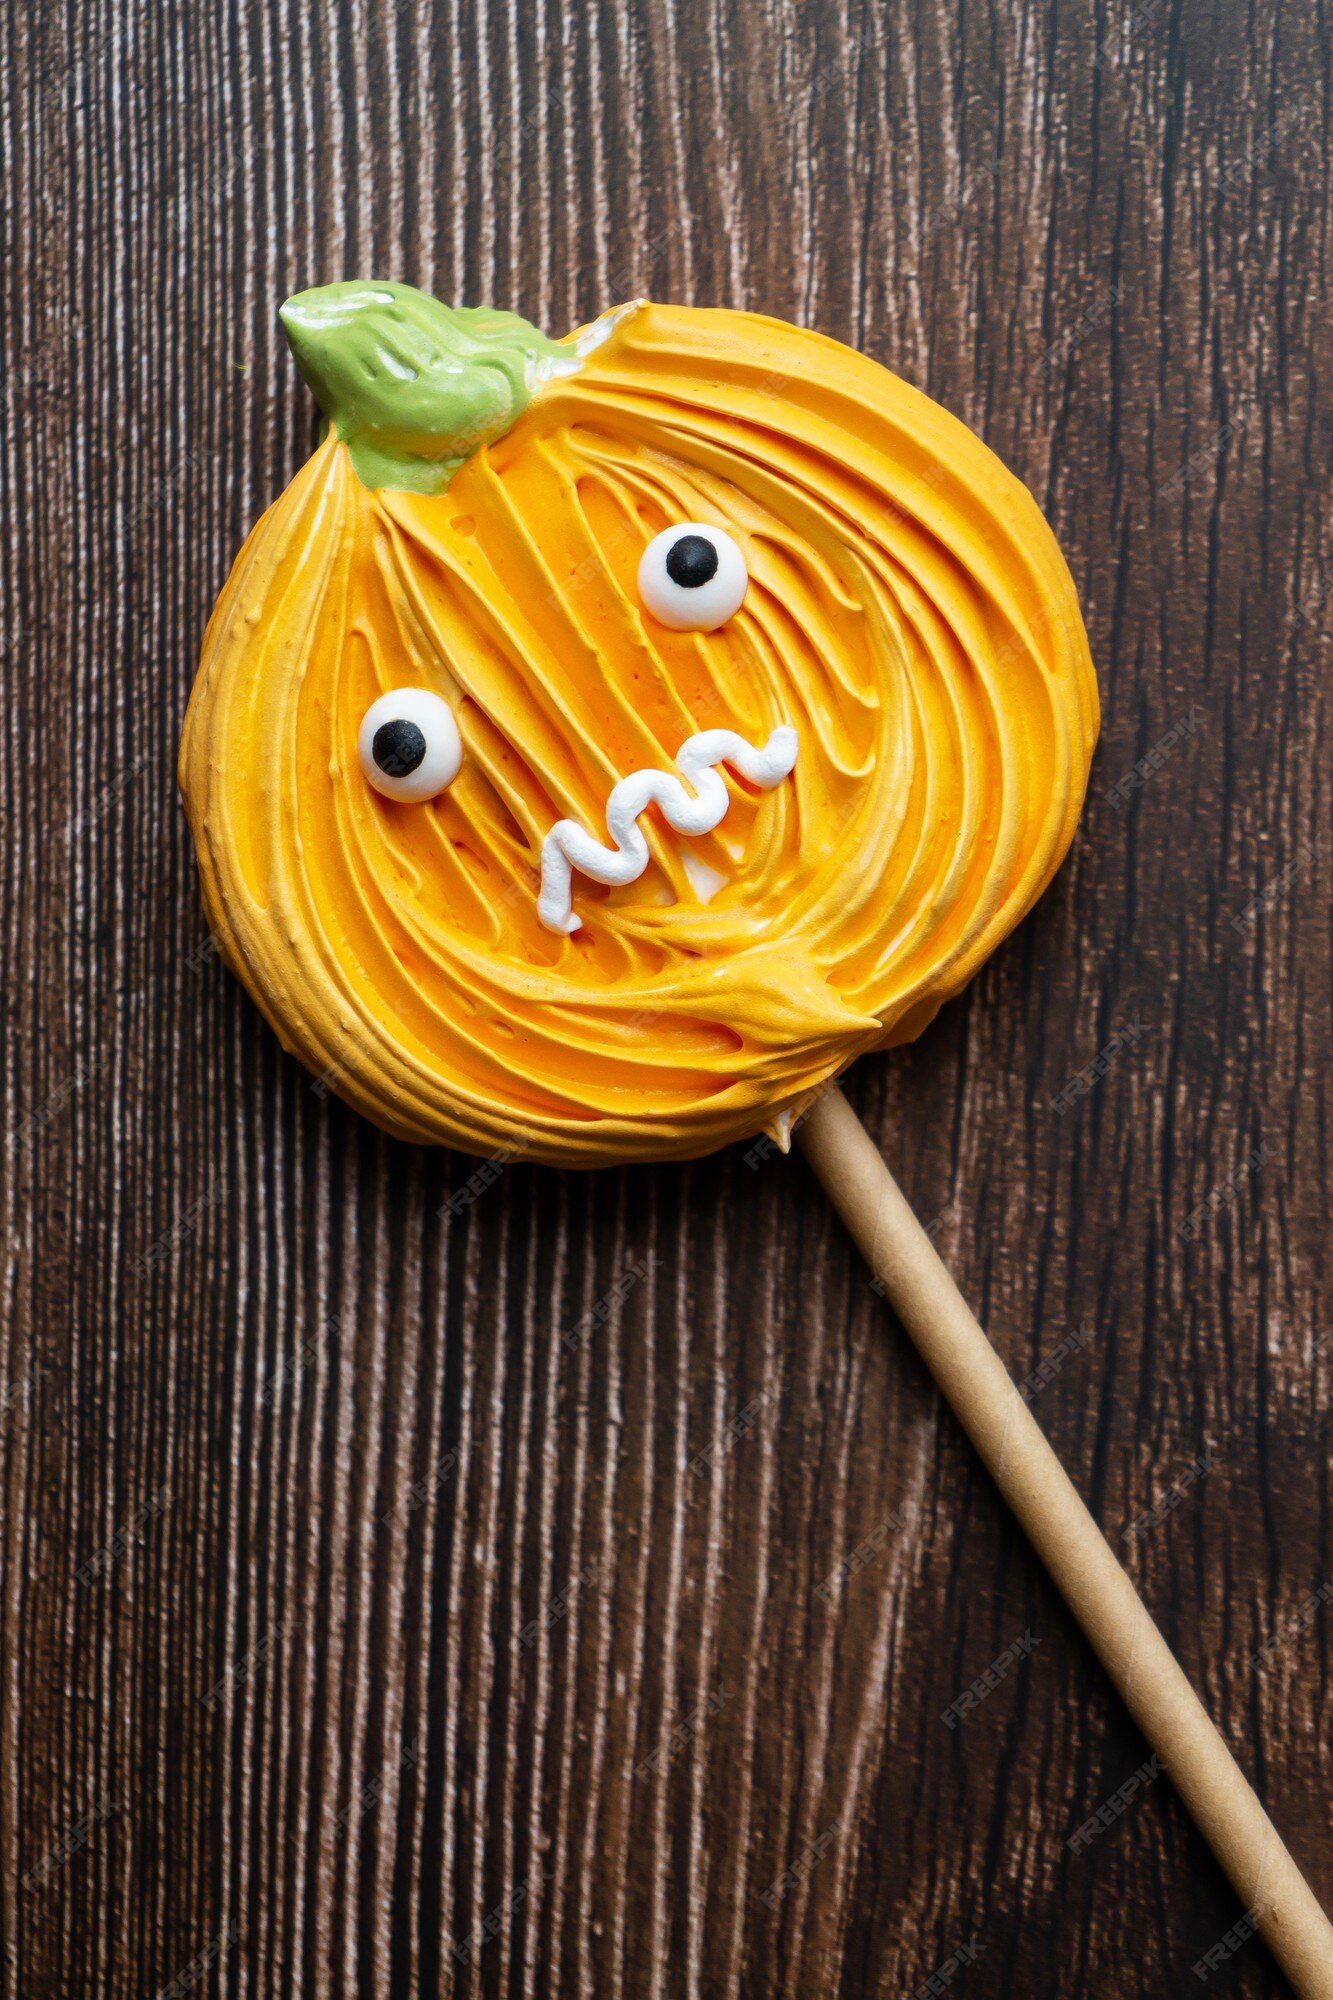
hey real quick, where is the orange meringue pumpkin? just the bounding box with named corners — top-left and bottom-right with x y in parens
top-left (179, 282), bottom-right (1097, 1165)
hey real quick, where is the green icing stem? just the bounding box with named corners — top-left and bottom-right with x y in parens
top-left (279, 280), bottom-right (584, 494)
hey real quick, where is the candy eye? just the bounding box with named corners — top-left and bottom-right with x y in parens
top-left (637, 523), bottom-right (748, 631)
top-left (357, 688), bottom-right (462, 802)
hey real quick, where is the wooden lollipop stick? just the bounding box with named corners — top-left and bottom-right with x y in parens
top-left (797, 1085), bottom-right (1333, 1999)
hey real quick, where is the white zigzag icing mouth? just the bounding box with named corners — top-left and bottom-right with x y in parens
top-left (536, 726), bottom-right (799, 935)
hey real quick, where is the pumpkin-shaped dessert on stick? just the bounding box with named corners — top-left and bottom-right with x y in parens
top-left (179, 282), bottom-right (1333, 1996)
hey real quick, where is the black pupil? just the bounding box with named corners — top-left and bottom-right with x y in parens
top-left (665, 533), bottom-right (719, 589)
top-left (372, 718), bottom-right (427, 778)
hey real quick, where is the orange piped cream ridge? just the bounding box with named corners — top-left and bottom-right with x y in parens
top-left (179, 302), bottom-right (1098, 1166)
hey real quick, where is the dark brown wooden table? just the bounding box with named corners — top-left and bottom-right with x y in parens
top-left (4, 1), bottom-right (1330, 1994)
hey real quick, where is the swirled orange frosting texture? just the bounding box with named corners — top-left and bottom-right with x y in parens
top-left (180, 304), bottom-right (1098, 1164)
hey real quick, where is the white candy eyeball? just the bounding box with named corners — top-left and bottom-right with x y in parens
top-left (637, 523), bottom-right (748, 631)
top-left (357, 688), bottom-right (461, 802)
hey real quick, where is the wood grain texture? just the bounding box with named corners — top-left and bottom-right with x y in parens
top-left (1, 0), bottom-right (1329, 1994)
